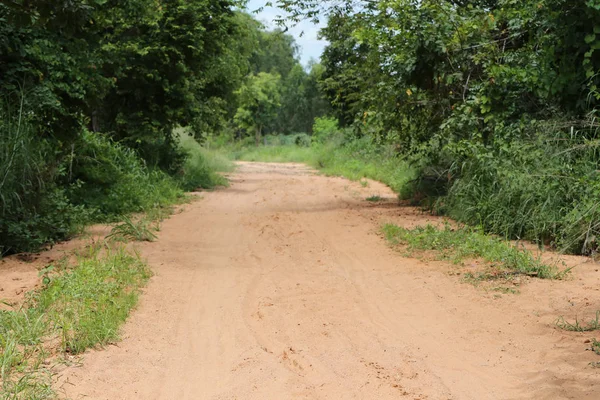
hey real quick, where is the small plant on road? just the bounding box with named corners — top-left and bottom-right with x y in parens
top-left (108, 215), bottom-right (157, 242)
top-left (366, 195), bottom-right (382, 202)
top-left (382, 223), bottom-right (560, 279)
top-left (556, 311), bottom-right (600, 332)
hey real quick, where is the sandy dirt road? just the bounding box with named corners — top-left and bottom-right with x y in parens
top-left (56, 162), bottom-right (600, 400)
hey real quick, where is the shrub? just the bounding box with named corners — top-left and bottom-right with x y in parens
top-left (176, 129), bottom-right (231, 191)
top-left (67, 130), bottom-right (184, 220)
top-left (0, 100), bottom-right (88, 255)
top-left (312, 117), bottom-right (340, 145)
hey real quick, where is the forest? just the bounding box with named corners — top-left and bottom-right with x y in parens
top-left (2, 0), bottom-right (600, 255)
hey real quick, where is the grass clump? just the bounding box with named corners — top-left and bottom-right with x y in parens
top-left (382, 223), bottom-right (559, 279)
top-left (107, 215), bottom-right (158, 242)
top-left (366, 195), bottom-right (383, 202)
top-left (556, 311), bottom-right (600, 332)
top-left (0, 244), bottom-right (150, 397)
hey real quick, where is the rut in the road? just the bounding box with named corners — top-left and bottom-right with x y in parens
top-left (57, 162), bottom-right (600, 400)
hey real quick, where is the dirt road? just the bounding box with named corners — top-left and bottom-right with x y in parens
top-left (57, 162), bottom-right (600, 399)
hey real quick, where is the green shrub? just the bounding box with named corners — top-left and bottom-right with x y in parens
top-left (68, 130), bottom-right (184, 220)
top-left (0, 101), bottom-right (88, 255)
top-left (176, 129), bottom-right (231, 191)
top-left (312, 117), bottom-right (339, 145)
top-left (437, 122), bottom-right (600, 254)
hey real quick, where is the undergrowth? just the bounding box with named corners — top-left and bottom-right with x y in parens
top-left (176, 128), bottom-right (233, 191)
top-left (382, 223), bottom-right (560, 279)
top-left (0, 244), bottom-right (150, 398)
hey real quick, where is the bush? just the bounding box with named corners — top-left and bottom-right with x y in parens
top-left (176, 129), bottom-right (232, 191)
top-left (68, 131), bottom-right (184, 220)
top-left (0, 102), bottom-right (88, 255)
top-left (408, 120), bottom-right (600, 255)
top-left (312, 117), bottom-right (339, 145)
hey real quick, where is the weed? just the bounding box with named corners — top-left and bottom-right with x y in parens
top-left (107, 216), bottom-right (157, 242)
top-left (490, 286), bottom-right (520, 295)
top-left (360, 179), bottom-right (369, 188)
top-left (0, 244), bottom-right (150, 397)
top-left (556, 311), bottom-right (600, 332)
top-left (592, 339), bottom-right (600, 355)
top-left (382, 223), bottom-right (560, 279)
top-left (366, 195), bottom-right (382, 202)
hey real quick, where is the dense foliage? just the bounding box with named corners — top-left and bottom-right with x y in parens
top-left (0, 1), bottom-right (263, 254)
top-left (270, 0), bottom-right (600, 254)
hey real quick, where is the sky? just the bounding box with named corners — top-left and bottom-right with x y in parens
top-left (246, 0), bottom-right (327, 67)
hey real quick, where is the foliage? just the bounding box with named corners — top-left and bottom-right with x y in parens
top-left (0, 1), bottom-right (254, 253)
top-left (177, 129), bottom-right (232, 190)
top-left (234, 72), bottom-right (282, 145)
top-left (0, 100), bottom-right (88, 255)
top-left (68, 131), bottom-right (184, 221)
top-left (382, 223), bottom-right (558, 279)
top-left (0, 245), bottom-right (150, 397)
top-left (272, 0), bottom-right (600, 255)
top-left (312, 116), bottom-right (340, 144)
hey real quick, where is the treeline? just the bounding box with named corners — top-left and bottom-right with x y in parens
top-left (267, 0), bottom-right (600, 254)
top-left (0, 1), bottom-right (321, 254)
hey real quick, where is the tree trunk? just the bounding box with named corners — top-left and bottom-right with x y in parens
top-left (255, 125), bottom-right (262, 147)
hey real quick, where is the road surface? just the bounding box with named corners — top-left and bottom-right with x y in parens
top-left (57, 162), bottom-right (600, 399)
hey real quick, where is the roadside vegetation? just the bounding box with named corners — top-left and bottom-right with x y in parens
top-left (382, 223), bottom-right (560, 280)
top-left (4, 0), bottom-right (600, 393)
top-left (224, 118), bottom-right (414, 193)
top-left (556, 311), bottom-right (600, 332)
top-left (216, 0), bottom-right (600, 258)
top-left (1, 245), bottom-right (150, 399)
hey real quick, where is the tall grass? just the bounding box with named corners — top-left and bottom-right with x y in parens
top-left (0, 96), bottom-right (88, 255)
top-left (438, 122), bottom-right (600, 254)
top-left (176, 128), bottom-right (233, 191)
top-left (68, 130), bottom-right (185, 221)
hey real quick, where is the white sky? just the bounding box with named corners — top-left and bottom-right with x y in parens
top-left (246, 0), bottom-right (327, 67)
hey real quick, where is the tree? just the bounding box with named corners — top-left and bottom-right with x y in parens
top-left (234, 72), bottom-right (281, 145)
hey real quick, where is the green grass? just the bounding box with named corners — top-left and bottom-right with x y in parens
top-left (366, 195), bottom-right (383, 202)
top-left (107, 215), bottom-right (158, 242)
top-left (177, 129), bottom-right (234, 191)
top-left (229, 144), bottom-right (316, 164)
top-left (0, 244), bottom-right (151, 398)
top-left (556, 311), bottom-right (600, 332)
top-left (382, 223), bottom-right (560, 279)
top-left (592, 339), bottom-right (600, 355)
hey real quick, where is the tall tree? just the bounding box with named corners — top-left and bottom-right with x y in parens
top-left (234, 72), bottom-right (282, 145)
